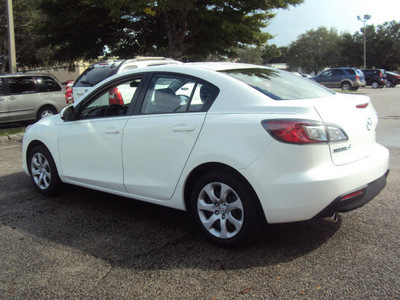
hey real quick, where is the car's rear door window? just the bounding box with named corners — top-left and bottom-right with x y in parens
top-left (35, 76), bottom-right (62, 92)
top-left (140, 75), bottom-right (217, 114)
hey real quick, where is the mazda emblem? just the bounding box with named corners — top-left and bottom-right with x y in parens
top-left (366, 118), bottom-right (373, 131)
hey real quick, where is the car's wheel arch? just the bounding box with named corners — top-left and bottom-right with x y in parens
top-left (340, 80), bottom-right (352, 89)
top-left (37, 105), bottom-right (58, 120)
top-left (26, 140), bottom-right (49, 172)
top-left (183, 162), bottom-right (267, 223)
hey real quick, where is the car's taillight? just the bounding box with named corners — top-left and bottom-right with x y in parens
top-left (355, 75), bottom-right (360, 81)
top-left (262, 119), bottom-right (348, 144)
top-left (379, 72), bottom-right (383, 78)
top-left (109, 87), bottom-right (123, 105)
top-left (65, 87), bottom-right (74, 104)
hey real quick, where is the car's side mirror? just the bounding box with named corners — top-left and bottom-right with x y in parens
top-left (61, 105), bottom-right (75, 121)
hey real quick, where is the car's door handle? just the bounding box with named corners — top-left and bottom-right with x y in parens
top-left (104, 128), bottom-right (121, 134)
top-left (172, 126), bottom-right (195, 132)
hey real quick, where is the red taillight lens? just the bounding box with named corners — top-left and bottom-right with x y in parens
top-left (65, 87), bottom-right (74, 104)
top-left (356, 103), bottom-right (369, 108)
top-left (262, 119), bottom-right (348, 144)
top-left (262, 120), bottom-right (326, 144)
top-left (355, 75), bottom-right (360, 81)
top-left (340, 188), bottom-right (366, 201)
top-left (109, 87), bottom-right (124, 105)
top-left (379, 72), bottom-right (383, 78)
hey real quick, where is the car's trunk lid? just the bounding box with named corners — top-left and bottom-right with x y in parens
top-left (312, 93), bottom-right (378, 166)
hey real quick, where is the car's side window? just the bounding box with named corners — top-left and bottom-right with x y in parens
top-left (321, 70), bottom-right (331, 77)
top-left (7, 77), bottom-right (36, 94)
top-left (78, 77), bottom-right (142, 119)
top-left (36, 76), bottom-right (62, 92)
top-left (140, 75), bottom-right (215, 114)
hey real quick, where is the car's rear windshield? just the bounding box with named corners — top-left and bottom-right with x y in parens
top-left (221, 68), bottom-right (335, 100)
top-left (74, 65), bottom-right (119, 87)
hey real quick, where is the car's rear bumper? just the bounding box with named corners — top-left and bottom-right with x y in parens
top-left (243, 143), bottom-right (390, 224)
top-left (313, 169), bottom-right (389, 219)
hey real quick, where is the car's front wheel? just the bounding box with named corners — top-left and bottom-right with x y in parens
top-left (28, 145), bottom-right (62, 196)
top-left (191, 170), bottom-right (260, 247)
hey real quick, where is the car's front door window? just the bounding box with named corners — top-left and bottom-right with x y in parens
top-left (79, 77), bottom-right (142, 119)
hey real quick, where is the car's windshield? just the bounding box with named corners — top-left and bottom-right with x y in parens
top-left (221, 68), bottom-right (335, 100)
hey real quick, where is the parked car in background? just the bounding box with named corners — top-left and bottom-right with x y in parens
top-left (22, 63), bottom-right (389, 247)
top-left (0, 73), bottom-right (66, 124)
top-left (385, 71), bottom-right (400, 87)
top-left (72, 57), bottom-right (181, 102)
top-left (310, 68), bottom-right (366, 91)
top-left (362, 69), bottom-right (387, 89)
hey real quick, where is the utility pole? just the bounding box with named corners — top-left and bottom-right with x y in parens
top-left (357, 14), bottom-right (371, 69)
top-left (6, 0), bottom-right (17, 74)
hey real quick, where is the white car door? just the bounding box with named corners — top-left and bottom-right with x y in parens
top-left (122, 75), bottom-right (216, 200)
top-left (58, 77), bottom-right (142, 192)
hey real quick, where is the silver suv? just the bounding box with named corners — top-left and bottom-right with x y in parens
top-left (0, 73), bottom-right (67, 124)
top-left (72, 57), bottom-right (181, 102)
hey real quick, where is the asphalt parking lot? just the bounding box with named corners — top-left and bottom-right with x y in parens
top-left (1, 87), bottom-right (399, 299)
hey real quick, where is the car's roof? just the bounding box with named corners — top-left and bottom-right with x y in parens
top-left (0, 73), bottom-right (56, 78)
top-left (184, 62), bottom-right (269, 71)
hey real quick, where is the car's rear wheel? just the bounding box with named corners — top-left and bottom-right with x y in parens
top-left (28, 145), bottom-right (62, 196)
top-left (386, 80), bottom-right (393, 88)
top-left (371, 81), bottom-right (379, 89)
top-left (191, 171), bottom-right (260, 247)
top-left (37, 106), bottom-right (57, 121)
top-left (341, 82), bottom-right (351, 91)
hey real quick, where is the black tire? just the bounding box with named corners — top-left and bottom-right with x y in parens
top-left (37, 106), bottom-right (57, 121)
top-left (190, 170), bottom-right (261, 247)
top-left (386, 80), bottom-right (393, 88)
top-left (341, 82), bottom-right (351, 91)
top-left (28, 145), bottom-right (62, 196)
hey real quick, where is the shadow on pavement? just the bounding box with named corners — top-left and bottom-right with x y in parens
top-left (0, 173), bottom-right (341, 272)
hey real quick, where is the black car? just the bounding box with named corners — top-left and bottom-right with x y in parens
top-left (385, 71), bottom-right (400, 88)
top-left (362, 69), bottom-right (387, 89)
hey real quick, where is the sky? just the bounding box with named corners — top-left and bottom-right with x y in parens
top-left (266, 0), bottom-right (400, 47)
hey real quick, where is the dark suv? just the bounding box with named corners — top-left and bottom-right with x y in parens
top-left (362, 69), bottom-right (387, 89)
top-left (310, 68), bottom-right (366, 91)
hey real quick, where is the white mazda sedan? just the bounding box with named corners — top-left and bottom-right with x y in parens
top-left (22, 63), bottom-right (389, 247)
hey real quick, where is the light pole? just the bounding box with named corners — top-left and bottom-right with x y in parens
top-left (6, 0), bottom-right (17, 74)
top-left (357, 14), bottom-right (371, 69)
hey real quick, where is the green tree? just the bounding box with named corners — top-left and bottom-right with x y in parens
top-left (261, 44), bottom-right (282, 64)
top-left (236, 46), bottom-right (264, 65)
top-left (37, 0), bottom-right (304, 62)
top-left (0, 0), bottom-right (50, 73)
top-left (286, 27), bottom-right (341, 74)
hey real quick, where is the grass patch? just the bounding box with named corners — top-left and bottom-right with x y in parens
top-left (0, 126), bottom-right (26, 137)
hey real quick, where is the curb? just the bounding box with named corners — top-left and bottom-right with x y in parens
top-left (0, 133), bottom-right (24, 143)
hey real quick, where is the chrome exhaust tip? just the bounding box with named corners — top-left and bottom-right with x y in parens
top-left (323, 213), bottom-right (339, 223)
